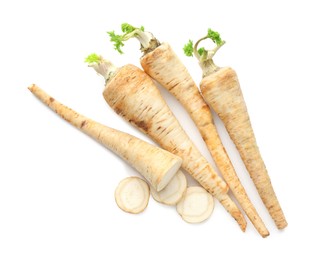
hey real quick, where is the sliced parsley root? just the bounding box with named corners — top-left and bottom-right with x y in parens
top-left (176, 186), bottom-right (214, 224)
top-left (115, 177), bottom-right (150, 214)
top-left (150, 170), bottom-right (187, 205)
top-left (185, 28), bottom-right (287, 233)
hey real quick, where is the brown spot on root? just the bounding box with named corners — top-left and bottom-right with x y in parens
top-left (134, 120), bottom-right (149, 132)
top-left (114, 106), bottom-right (122, 115)
top-left (168, 82), bottom-right (179, 91)
top-left (112, 107), bottom-right (126, 118)
top-left (129, 119), bottom-right (150, 132)
top-left (49, 97), bottom-right (55, 102)
top-left (80, 120), bottom-right (87, 128)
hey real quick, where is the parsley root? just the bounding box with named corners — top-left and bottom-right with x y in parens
top-left (186, 28), bottom-right (287, 231)
top-left (28, 84), bottom-right (182, 192)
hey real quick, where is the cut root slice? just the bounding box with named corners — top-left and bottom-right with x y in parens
top-left (176, 186), bottom-right (214, 223)
top-left (115, 177), bottom-right (150, 214)
top-left (150, 170), bottom-right (187, 205)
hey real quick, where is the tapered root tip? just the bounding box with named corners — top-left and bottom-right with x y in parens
top-left (28, 84), bottom-right (37, 92)
top-left (236, 214), bottom-right (247, 232)
top-left (276, 220), bottom-right (288, 230)
top-left (262, 231), bottom-right (270, 238)
top-left (217, 193), bottom-right (247, 232)
top-left (271, 208), bottom-right (288, 230)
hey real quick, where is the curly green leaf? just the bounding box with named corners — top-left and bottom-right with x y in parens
top-left (207, 29), bottom-right (223, 45)
top-left (108, 31), bottom-right (124, 54)
top-left (121, 23), bottom-right (145, 33)
top-left (85, 53), bottom-right (102, 64)
top-left (197, 47), bottom-right (205, 56)
top-left (183, 40), bottom-right (194, 57)
top-left (121, 23), bottom-right (136, 33)
top-left (108, 23), bottom-right (158, 54)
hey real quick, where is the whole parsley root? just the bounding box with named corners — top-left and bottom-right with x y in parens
top-left (28, 84), bottom-right (182, 192)
top-left (185, 28), bottom-right (287, 231)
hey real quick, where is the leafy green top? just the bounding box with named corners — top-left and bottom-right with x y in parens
top-left (85, 53), bottom-right (102, 64)
top-left (207, 29), bottom-right (223, 45)
top-left (121, 23), bottom-right (144, 34)
top-left (84, 53), bottom-right (117, 83)
top-left (183, 40), bottom-right (193, 57)
top-left (108, 23), bottom-right (160, 55)
top-left (183, 28), bottom-right (225, 77)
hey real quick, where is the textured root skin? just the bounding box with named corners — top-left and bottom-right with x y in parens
top-left (104, 64), bottom-right (227, 195)
top-left (28, 84), bottom-right (182, 191)
top-left (217, 193), bottom-right (247, 232)
top-left (200, 67), bottom-right (287, 230)
top-left (141, 43), bottom-right (268, 236)
top-left (103, 64), bottom-right (247, 230)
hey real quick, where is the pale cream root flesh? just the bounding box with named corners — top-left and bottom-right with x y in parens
top-left (28, 85), bottom-right (182, 192)
top-left (102, 64), bottom-right (247, 230)
top-left (141, 43), bottom-right (267, 235)
top-left (176, 186), bottom-right (214, 223)
top-left (200, 67), bottom-right (287, 230)
top-left (115, 177), bottom-right (150, 214)
top-left (151, 170), bottom-right (187, 205)
top-left (157, 160), bottom-right (182, 192)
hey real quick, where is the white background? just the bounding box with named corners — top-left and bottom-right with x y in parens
top-left (1, 0), bottom-right (314, 259)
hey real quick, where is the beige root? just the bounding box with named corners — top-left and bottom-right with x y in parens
top-left (141, 43), bottom-right (266, 236)
top-left (28, 84), bottom-right (182, 192)
top-left (200, 67), bottom-right (287, 230)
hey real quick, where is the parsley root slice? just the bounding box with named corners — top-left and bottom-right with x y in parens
top-left (87, 56), bottom-right (246, 232)
top-left (28, 85), bottom-right (182, 192)
top-left (151, 170), bottom-right (187, 205)
top-left (115, 177), bottom-right (150, 214)
top-left (176, 186), bottom-right (214, 224)
top-left (186, 29), bottom-right (287, 231)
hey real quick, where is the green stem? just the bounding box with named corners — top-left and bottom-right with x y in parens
top-left (109, 24), bottom-right (161, 55)
top-left (194, 37), bottom-right (225, 78)
top-left (193, 36), bottom-right (207, 60)
top-left (206, 40), bottom-right (226, 60)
